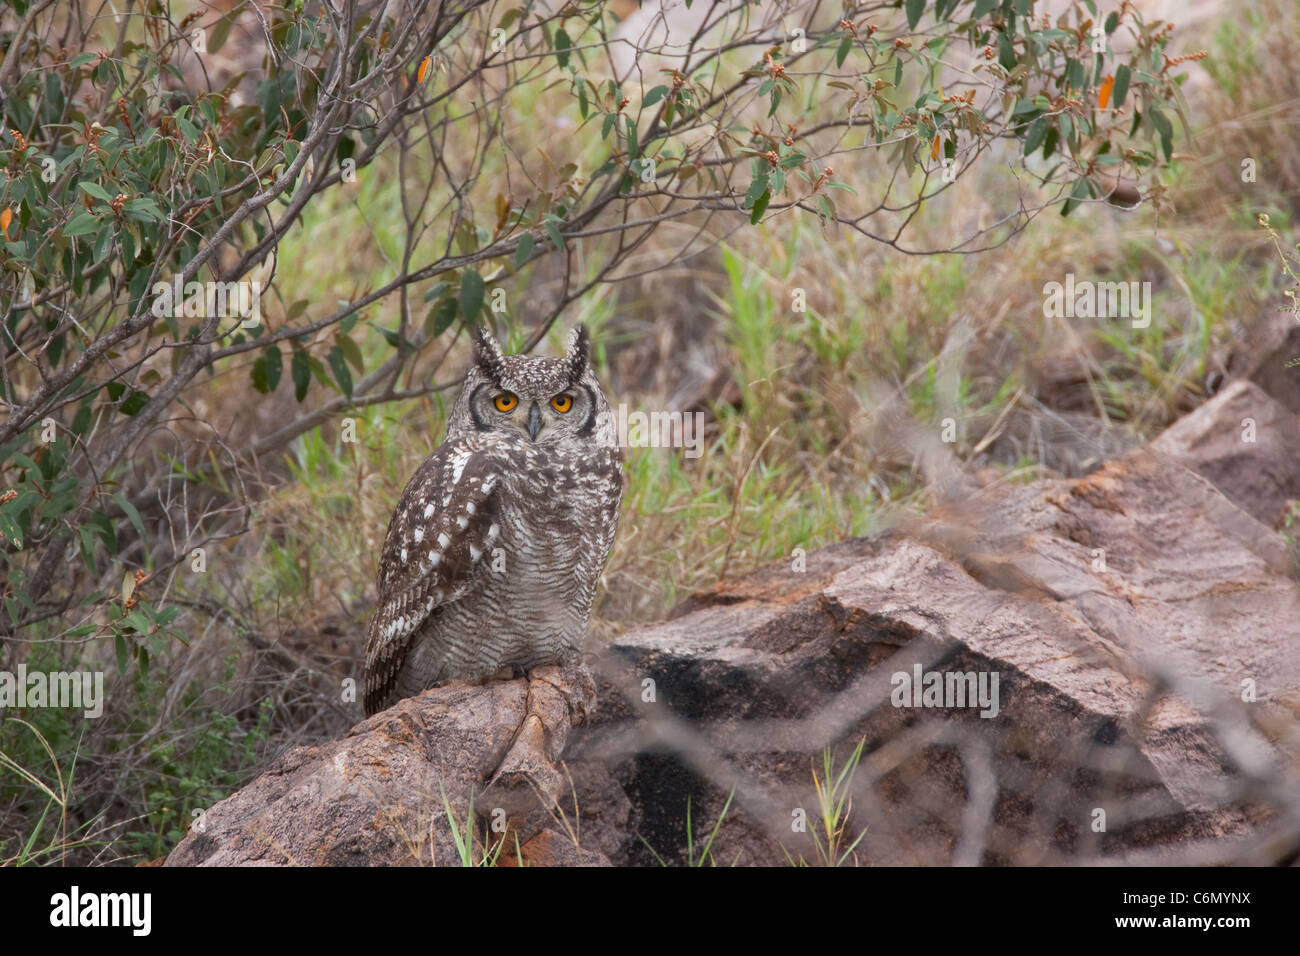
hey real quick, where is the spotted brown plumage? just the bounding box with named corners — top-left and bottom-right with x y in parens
top-left (362, 326), bottom-right (623, 716)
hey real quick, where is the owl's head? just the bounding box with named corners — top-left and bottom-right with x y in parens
top-left (447, 325), bottom-right (616, 448)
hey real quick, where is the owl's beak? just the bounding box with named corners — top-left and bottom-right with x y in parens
top-left (527, 402), bottom-right (542, 441)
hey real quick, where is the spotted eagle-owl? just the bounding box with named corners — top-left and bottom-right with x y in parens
top-left (362, 325), bottom-right (622, 716)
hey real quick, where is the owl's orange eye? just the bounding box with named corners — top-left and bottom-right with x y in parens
top-left (550, 394), bottom-right (573, 413)
top-left (493, 393), bottom-right (518, 412)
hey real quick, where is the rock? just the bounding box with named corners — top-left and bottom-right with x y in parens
top-left (571, 447), bottom-right (1300, 866)
top-left (166, 672), bottom-right (607, 866)
top-left (499, 828), bottom-right (611, 867)
top-left (1227, 309), bottom-right (1300, 414)
top-left (1150, 378), bottom-right (1300, 527)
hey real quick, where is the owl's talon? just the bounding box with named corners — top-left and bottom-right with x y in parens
top-left (487, 669), bottom-right (581, 798)
top-left (527, 662), bottom-right (596, 724)
top-left (489, 711), bottom-right (557, 793)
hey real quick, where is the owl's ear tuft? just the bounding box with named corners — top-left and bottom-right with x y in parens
top-left (472, 325), bottom-right (508, 384)
top-left (564, 324), bottom-right (590, 385)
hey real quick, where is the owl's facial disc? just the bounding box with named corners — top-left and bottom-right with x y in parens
top-left (458, 325), bottom-right (603, 445)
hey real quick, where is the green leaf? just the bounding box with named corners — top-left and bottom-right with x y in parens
top-left (459, 268), bottom-right (485, 321)
top-left (1042, 125), bottom-right (1059, 159)
top-left (78, 181), bottom-right (114, 203)
top-left (545, 220), bottom-right (565, 251)
top-left (997, 31), bottom-right (1016, 70)
top-left (327, 346), bottom-right (353, 398)
top-left (292, 349), bottom-right (311, 402)
top-left (1104, 11), bottom-right (1120, 34)
top-left (749, 189), bottom-right (770, 224)
top-left (377, 326), bottom-right (412, 352)
top-left (94, 225), bottom-right (113, 262)
top-left (336, 333), bottom-right (364, 373)
top-left (263, 344), bottom-right (282, 392)
top-left (86, 511), bottom-right (116, 553)
top-left (0, 511), bottom-right (22, 550)
top-left (251, 356), bottom-right (270, 394)
top-left (625, 114), bottom-right (639, 160)
top-left (176, 116), bottom-right (201, 144)
top-left (208, 13), bottom-right (234, 54)
top-left (1060, 177), bottom-right (1092, 216)
top-left (1023, 117), bottom-right (1048, 156)
top-left (1066, 58), bottom-right (1084, 92)
top-left (428, 297), bottom-right (458, 337)
top-left (112, 493), bottom-right (146, 543)
top-left (119, 390), bottom-right (149, 415)
top-left (72, 404), bottom-right (93, 435)
top-left (1149, 107), bottom-right (1173, 161)
top-left (554, 28), bottom-right (571, 69)
top-left (123, 197), bottom-right (164, 224)
top-left (643, 85), bottom-right (670, 108)
top-left (973, 0), bottom-right (997, 15)
top-left (835, 36), bottom-right (851, 68)
top-left (905, 0), bottom-right (925, 30)
top-left (78, 526), bottom-right (99, 573)
top-left (1112, 64), bottom-right (1131, 109)
top-left (514, 232), bottom-right (534, 269)
top-left (63, 212), bottom-right (101, 237)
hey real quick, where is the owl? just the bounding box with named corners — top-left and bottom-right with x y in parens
top-left (362, 325), bottom-right (623, 716)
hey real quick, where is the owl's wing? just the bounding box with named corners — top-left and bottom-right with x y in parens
top-left (363, 438), bottom-right (506, 715)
